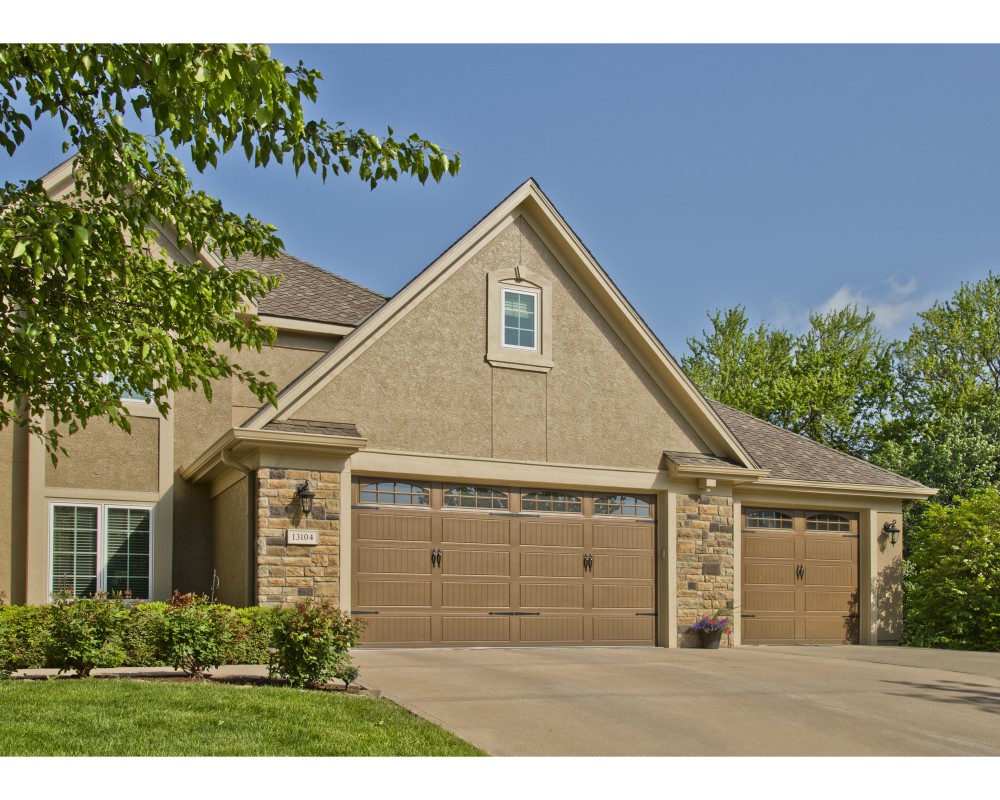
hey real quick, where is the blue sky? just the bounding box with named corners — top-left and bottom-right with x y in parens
top-left (6, 45), bottom-right (1000, 357)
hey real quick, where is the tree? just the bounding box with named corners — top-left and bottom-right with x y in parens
top-left (902, 487), bottom-right (1000, 651)
top-left (682, 305), bottom-right (894, 457)
top-left (874, 273), bottom-right (1000, 501)
top-left (0, 44), bottom-right (460, 458)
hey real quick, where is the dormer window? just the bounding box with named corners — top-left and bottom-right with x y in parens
top-left (502, 286), bottom-right (539, 351)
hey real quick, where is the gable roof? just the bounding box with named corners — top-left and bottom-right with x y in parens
top-left (239, 179), bottom-right (759, 468)
top-left (708, 400), bottom-right (931, 491)
top-left (228, 252), bottom-right (387, 326)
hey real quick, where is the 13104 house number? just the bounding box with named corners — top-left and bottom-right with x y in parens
top-left (286, 530), bottom-right (320, 545)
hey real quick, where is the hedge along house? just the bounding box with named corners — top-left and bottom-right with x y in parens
top-left (0, 168), bottom-right (935, 647)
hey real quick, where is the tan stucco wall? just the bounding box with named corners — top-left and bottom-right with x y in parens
top-left (299, 217), bottom-right (708, 469)
top-left (46, 417), bottom-right (159, 492)
top-left (212, 477), bottom-right (250, 607)
top-left (172, 378), bottom-right (231, 594)
top-left (0, 422), bottom-right (29, 603)
top-left (230, 344), bottom-right (329, 412)
top-left (876, 509), bottom-right (904, 643)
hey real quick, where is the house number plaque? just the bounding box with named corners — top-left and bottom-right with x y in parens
top-left (286, 529), bottom-right (320, 545)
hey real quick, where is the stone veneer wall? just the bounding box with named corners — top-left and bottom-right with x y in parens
top-left (256, 467), bottom-right (341, 606)
top-left (676, 492), bottom-right (735, 647)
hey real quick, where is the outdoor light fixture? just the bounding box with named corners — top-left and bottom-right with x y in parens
top-left (882, 519), bottom-right (901, 546)
top-left (295, 481), bottom-right (316, 516)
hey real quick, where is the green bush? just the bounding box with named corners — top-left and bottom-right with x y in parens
top-left (0, 596), bottom-right (340, 676)
top-left (904, 488), bottom-right (1000, 651)
top-left (121, 602), bottom-right (169, 666)
top-left (268, 601), bottom-right (363, 688)
top-left (227, 607), bottom-right (281, 665)
top-left (0, 605), bottom-right (49, 677)
top-left (157, 592), bottom-right (235, 677)
top-left (47, 593), bottom-right (130, 677)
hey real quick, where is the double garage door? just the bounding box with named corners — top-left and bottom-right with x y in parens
top-left (351, 479), bottom-right (657, 647)
top-left (741, 508), bottom-right (860, 645)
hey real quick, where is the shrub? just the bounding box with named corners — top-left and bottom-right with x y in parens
top-left (46, 593), bottom-right (130, 677)
top-left (121, 602), bottom-right (169, 666)
top-left (157, 592), bottom-right (235, 677)
top-left (227, 607), bottom-right (281, 665)
top-left (904, 488), bottom-right (1000, 651)
top-left (0, 604), bottom-right (50, 677)
top-left (268, 602), bottom-right (363, 688)
top-left (333, 663), bottom-right (360, 689)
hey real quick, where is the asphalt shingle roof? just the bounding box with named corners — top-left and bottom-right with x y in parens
top-left (708, 400), bottom-right (929, 490)
top-left (262, 419), bottom-right (363, 438)
top-left (228, 252), bottom-right (387, 326)
top-left (663, 451), bottom-right (746, 470)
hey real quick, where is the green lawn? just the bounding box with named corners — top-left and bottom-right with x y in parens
top-left (0, 678), bottom-right (485, 756)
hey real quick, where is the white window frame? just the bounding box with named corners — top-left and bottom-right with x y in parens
top-left (500, 285), bottom-right (540, 352)
top-left (48, 501), bottom-right (155, 600)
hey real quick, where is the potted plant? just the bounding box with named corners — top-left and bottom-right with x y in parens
top-left (691, 607), bottom-right (733, 649)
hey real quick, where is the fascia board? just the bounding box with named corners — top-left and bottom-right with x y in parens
top-left (257, 315), bottom-right (354, 337)
top-left (745, 477), bottom-right (937, 501)
top-left (667, 463), bottom-right (770, 482)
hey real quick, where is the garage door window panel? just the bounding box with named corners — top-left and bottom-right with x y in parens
top-left (359, 480), bottom-right (429, 506)
top-left (594, 494), bottom-right (652, 517)
top-left (444, 485), bottom-right (509, 510)
top-left (806, 513), bottom-right (852, 532)
top-left (746, 509), bottom-right (793, 529)
top-left (521, 491), bottom-right (582, 514)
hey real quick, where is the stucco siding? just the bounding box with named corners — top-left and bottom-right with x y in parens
top-left (212, 477), bottom-right (250, 607)
top-left (298, 216), bottom-right (707, 469)
top-left (230, 344), bottom-right (329, 411)
top-left (46, 416), bottom-right (159, 492)
top-left (0, 423), bottom-right (28, 603)
top-left (876, 508), bottom-right (904, 644)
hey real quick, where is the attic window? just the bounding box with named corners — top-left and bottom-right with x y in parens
top-left (502, 287), bottom-right (538, 350)
top-left (486, 266), bottom-right (553, 373)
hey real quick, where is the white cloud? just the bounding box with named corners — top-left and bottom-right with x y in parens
top-left (817, 277), bottom-right (936, 335)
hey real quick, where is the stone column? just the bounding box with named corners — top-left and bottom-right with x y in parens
top-left (255, 467), bottom-right (342, 607)
top-left (675, 491), bottom-right (735, 646)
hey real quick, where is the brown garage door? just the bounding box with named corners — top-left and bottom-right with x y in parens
top-left (741, 508), bottom-right (860, 645)
top-left (351, 479), bottom-right (656, 647)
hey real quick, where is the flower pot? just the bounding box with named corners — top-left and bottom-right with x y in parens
top-left (699, 630), bottom-right (723, 649)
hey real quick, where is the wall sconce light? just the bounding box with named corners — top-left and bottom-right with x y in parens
top-left (882, 520), bottom-right (901, 546)
top-left (295, 481), bottom-right (316, 516)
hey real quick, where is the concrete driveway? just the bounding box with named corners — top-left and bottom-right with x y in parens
top-left (352, 645), bottom-right (1000, 756)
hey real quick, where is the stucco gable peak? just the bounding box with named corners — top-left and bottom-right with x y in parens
top-left (239, 181), bottom-right (759, 468)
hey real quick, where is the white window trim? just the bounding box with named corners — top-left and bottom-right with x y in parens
top-left (486, 267), bottom-right (554, 373)
top-left (500, 285), bottom-right (540, 352)
top-left (48, 501), bottom-right (155, 600)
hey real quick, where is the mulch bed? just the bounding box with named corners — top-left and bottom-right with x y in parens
top-left (14, 671), bottom-right (375, 694)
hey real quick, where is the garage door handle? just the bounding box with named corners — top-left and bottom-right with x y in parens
top-left (796, 564), bottom-right (804, 579)
top-left (583, 554), bottom-right (593, 572)
top-left (431, 549), bottom-right (442, 568)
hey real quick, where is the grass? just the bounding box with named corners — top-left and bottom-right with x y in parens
top-left (0, 678), bottom-right (485, 756)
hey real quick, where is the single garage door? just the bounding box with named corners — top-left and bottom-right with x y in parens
top-left (741, 508), bottom-right (860, 645)
top-left (351, 479), bottom-right (657, 647)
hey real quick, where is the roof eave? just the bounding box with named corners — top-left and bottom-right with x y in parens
top-left (182, 426), bottom-right (367, 485)
top-left (745, 477), bottom-right (937, 500)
